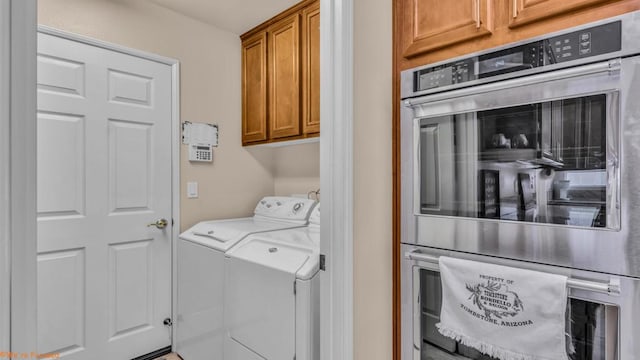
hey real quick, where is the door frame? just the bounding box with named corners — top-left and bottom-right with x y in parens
top-left (8, 21), bottom-right (182, 352)
top-left (36, 25), bottom-right (182, 351)
top-left (319, 0), bottom-right (354, 359)
top-left (9, 1), bottom-right (356, 358)
top-left (2, 0), bottom-right (37, 354)
top-left (1, 1), bottom-right (10, 351)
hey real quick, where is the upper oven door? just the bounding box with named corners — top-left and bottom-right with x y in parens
top-left (401, 56), bottom-right (640, 277)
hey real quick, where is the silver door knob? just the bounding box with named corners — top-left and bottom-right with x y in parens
top-left (147, 219), bottom-right (169, 229)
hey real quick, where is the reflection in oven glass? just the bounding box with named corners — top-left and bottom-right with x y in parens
top-left (419, 269), bottom-right (616, 360)
top-left (418, 94), bottom-right (611, 229)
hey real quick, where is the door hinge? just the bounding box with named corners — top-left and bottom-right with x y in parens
top-left (163, 317), bottom-right (173, 327)
top-left (319, 254), bottom-right (326, 271)
top-left (293, 281), bottom-right (297, 295)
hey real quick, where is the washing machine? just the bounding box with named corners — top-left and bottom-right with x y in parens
top-left (175, 197), bottom-right (318, 360)
top-left (224, 204), bottom-right (320, 360)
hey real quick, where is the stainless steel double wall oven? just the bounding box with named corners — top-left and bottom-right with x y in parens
top-left (400, 12), bottom-right (640, 360)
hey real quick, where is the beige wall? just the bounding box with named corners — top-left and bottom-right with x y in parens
top-left (38, 0), bottom-right (319, 230)
top-left (353, 0), bottom-right (393, 358)
top-left (273, 142), bottom-right (320, 196)
top-left (39, 0), bottom-right (389, 358)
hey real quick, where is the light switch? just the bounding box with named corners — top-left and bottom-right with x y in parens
top-left (187, 182), bottom-right (198, 199)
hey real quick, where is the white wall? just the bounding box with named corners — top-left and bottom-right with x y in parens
top-left (353, 0), bottom-right (393, 358)
top-left (0, 0), bottom-right (10, 351)
top-left (38, 0), bottom-right (318, 230)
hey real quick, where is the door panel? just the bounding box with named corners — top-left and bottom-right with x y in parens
top-left (108, 240), bottom-right (154, 340)
top-left (37, 249), bottom-right (86, 357)
top-left (302, 1), bottom-right (320, 135)
top-left (401, 0), bottom-right (493, 58)
top-left (37, 54), bottom-right (85, 97)
top-left (269, 13), bottom-right (301, 139)
top-left (37, 112), bottom-right (85, 217)
top-left (37, 32), bottom-right (172, 360)
top-left (108, 119), bottom-right (153, 212)
top-left (242, 32), bottom-right (268, 144)
top-left (108, 69), bottom-right (153, 107)
top-left (509, 0), bottom-right (621, 28)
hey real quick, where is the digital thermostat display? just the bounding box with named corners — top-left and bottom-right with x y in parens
top-left (478, 52), bottom-right (524, 75)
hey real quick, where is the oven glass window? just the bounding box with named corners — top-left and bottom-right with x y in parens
top-left (418, 93), bottom-right (617, 229)
top-left (419, 269), bottom-right (618, 360)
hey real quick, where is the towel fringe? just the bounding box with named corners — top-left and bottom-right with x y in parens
top-left (436, 324), bottom-right (536, 360)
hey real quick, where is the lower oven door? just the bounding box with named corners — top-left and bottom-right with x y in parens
top-left (401, 244), bottom-right (640, 360)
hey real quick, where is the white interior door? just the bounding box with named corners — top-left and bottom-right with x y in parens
top-left (36, 32), bottom-right (173, 359)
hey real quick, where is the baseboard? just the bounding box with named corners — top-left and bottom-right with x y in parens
top-left (131, 346), bottom-right (173, 360)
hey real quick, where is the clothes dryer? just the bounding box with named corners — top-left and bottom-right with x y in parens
top-left (224, 205), bottom-right (320, 360)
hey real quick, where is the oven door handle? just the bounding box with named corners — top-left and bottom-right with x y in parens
top-left (405, 249), bottom-right (621, 296)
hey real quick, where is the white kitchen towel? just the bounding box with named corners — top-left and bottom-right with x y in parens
top-left (436, 256), bottom-right (569, 360)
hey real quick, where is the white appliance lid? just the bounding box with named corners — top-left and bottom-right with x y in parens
top-left (227, 239), bottom-right (312, 275)
top-left (226, 227), bottom-right (320, 279)
top-left (179, 217), bottom-right (306, 251)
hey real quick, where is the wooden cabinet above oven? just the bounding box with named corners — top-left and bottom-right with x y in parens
top-left (241, 0), bottom-right (320, 146)
top-left (395, 0), bottom-right (640, 71)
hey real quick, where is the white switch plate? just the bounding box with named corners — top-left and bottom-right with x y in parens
top-left (187, 182), bottom-right (198, 198)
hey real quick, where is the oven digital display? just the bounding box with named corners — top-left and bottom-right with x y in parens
top-left (478, 52), bottom-right (524, 75)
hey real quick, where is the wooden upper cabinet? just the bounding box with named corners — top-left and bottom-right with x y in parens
top-left (242, 32), bottom-right (268, 144)
top-left (268, 13), bottom-right (301, 139)
top-left (401, 0), bottom-right (493, 58)
top-left (241, 0), bottom-right (320, 145)
top-left (302, 2), bottom-right (321, 135)
top-left (509, 0), bottom-right (622, 28)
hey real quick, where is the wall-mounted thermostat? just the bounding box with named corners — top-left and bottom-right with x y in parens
top-left (189, 145), bottom-right (213, 162)
top-left (182, 121), bottom-right (218, 163)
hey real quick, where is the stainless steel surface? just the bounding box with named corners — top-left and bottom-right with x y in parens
top-left (401, 54), bottom-right (640, 278)
top-left (401, 11), bottom-right (640, 99)
top-left (401, 244), bottom-right (640, 360)
top-left (404, 249), bottom-right (621, 295)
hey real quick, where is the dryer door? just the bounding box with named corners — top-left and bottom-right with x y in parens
top-left (224, 239), bottom-right (311, 360)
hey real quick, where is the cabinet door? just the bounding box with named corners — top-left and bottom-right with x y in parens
top-left (509, 0), bottom-right (621, 28)
top-left (268, 14), bottom-right (301, 139)
top-left (302, 1), bottom-right (320, 135)
top-left (401, 0), bottom-right (493, 59)
top-left (242, 32), bottom-right (268, 144)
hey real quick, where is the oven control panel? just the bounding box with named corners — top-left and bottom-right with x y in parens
top-left (413, 21), bottom-right (622, 93)
top-left (545, 21), bottom-right (621, 64)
